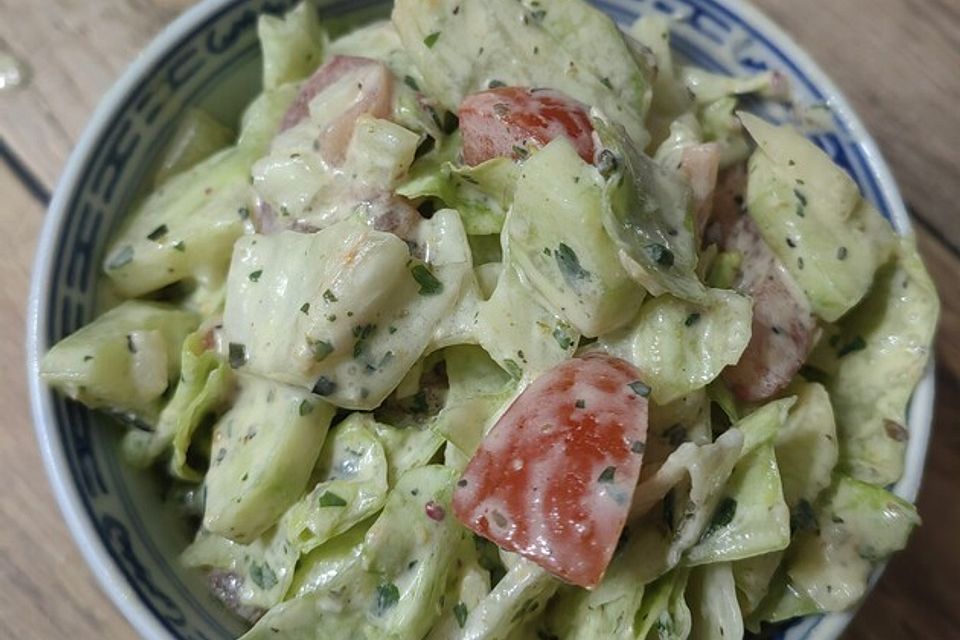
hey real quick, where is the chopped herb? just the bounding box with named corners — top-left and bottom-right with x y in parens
top-left (323, 288), bottom-right (338, 303)
top-left (600, 76), bottom-right (613, 90)
top-left (596, 149), bottom-right (619, 178)
top-left (319, 491), bottom-right (347, 507)
top-left (327, 314), bottom-right (337, 322)
top-left (404, 75), bottom-right (420, 91)
top-left (554, 243), bottom-right (591, 285)
top-left (663, 423), bottom-right (687, 447)
top-left (799, 364), bottom-right (830, 384)
top-left (228, 343), bottom-right (247, 369)
top-left (790, 499), bottom-right (818, 534)
top-left (375, 583), bottom-right (400, 615)
top-left (107, 245), bottom-right (134, 269)
top-left (646, 243), bottom-right (675, 267)
top-left (552, 323), bottom-right (574, 350)
top-left (237, 206), bottom-right (249, 220)
top-left (250, 562), bottom-right (278, 590)
top-left (83, 355), bottom-right (94, 362)
top-left (352, 323), bottom-right (377, 358)
top-left (126, 334), bottom-right (137, 353)
top-left (423, 31), bottom-right (441, 48)
top-left (300, 302), bottom-right (310, 314)
top-left (631, 440), bottom-right (646, 454)
top-left (786, 237), bottom-right (797, 248)
top-left (146, 224), bottom-right (168, 241)
top-left (797, 256), bottom-right (805, 270)
top-left (298, 400), bottom-right (314, 416)
top-left (248, 269), bottom-right (263, 282)
top-left (628, 380), bottom-right (651, 397)
top-left (684, 312), bottom-right (701, 327)
top-left (411, 264), bottom-right (444, 295)
top-left (598, 466), bottom-right (616, 483)
top-left (837, 246), bottom-right (848, 260)
top-left (575, 399), bottom-right (586, 409)
top-left (512, 145), bottom-right (529, 159)
top-left (388, 326), bottom-right (398, 334)
top-left (310, 339), bottom-right (334, 362)
top-left (703, 497), bottom-right (737, 538)
top-left (503, 358), bottom-right (523, 379)
top-left (794, 189), bottom-right (808, 206)
top-left (312, 376), bottom-right (337, 396)
top-left (173, 240), bottom-right (186, 252)
top-left (453, 602), bottom-right (468, 629)
top-left (488, 79), bottom-right (506, 89)
top-left (837, 335), bottom-right (866, 357)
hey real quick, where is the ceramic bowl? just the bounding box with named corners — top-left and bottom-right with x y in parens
top-left (26, 0), bottom-right (935, 638)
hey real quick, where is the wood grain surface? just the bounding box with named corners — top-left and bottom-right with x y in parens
top-left (0, 1), bottom-right (957, 638)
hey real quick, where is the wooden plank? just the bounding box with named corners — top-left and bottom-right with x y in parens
top-left (0, 0), bottom-right (193, 189)
top-left (753, 0), bottom-right (960, 251)
top-left (0, 166), bottom-right (134, 640)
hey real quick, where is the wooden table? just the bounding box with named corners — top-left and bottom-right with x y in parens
top-left (0, 1), bottom-right (957, 638)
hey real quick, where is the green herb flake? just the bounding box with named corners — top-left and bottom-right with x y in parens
top-left (837, 246), bottom-right (848, 260)
top-left (631, 440), bottom-right (646, 454)
top-left (684, 312), bottom-right (701, 327)
top-left (790, 499), bottom-right (818, 534)
top-left (107, 245), bottom-right (135, 270)
top-left (628, 380), bottom-right (651, 397)
top-left (248, 269), bottom-right (263, 282)
top-left (503, 358), bottom-right (523, 379)
top-left (300, 302), bottom-right (310, 315)
top-left (646, 243), bottom-right (675, 267)
top-left (512, 144), bottom-right (529, 159)
top-left (703, 497), bottom-right (737, 538)
top-left (228, 343), bottom-right (247, 369)
top-left (250, 562), bottom-right (278, 590)
top-left (575, 399), bottom-right (586, 409)
top-left (552, 323), bottom-right (574, 350)
top-left (799, 364), bottom-right (830, 384)
top-left (404, 75), bottom-right (420, 92)
top-left (837, 335), bottom-right (867, 357)
top-left (312, 376), bottom-right (337, 396)
top-left (146, 224), bottom-right (168, 241)
top-left (237, 206), bottom-right (250, 220)
top-left (319, 491), bottom-right (348, 507)
top-left (554, 243), bottom-right (591, 285)
top-left (453, 601), bottom-right (468, 628)
top-left (310, 339), bottom-right (334, 362)
top-left (323, 288), bottom-right (338, 303)
top-left (423, 31), bottom-right (441, 48)
top-left (352, 324), bottom-right (377, 358)
top-left (598, 466), bottom-right (616, 483)
top-left (298, 400), bottom-right (314, 416)
top-left (375, 582), bottom-right (400, 615)
top-left (173, 240), bottom-right (186, 252)
top-left (411, 264), bottom-right (444, 295)
top-left (600, 76), bottom-right (613, 90)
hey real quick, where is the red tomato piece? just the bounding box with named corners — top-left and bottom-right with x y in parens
top-left (452, 353), bottom-right (649, 588)
top-left (458, 87), bottom-right (596, 166)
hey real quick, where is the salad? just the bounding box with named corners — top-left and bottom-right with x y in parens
top-left (41, 1), bottom-right (939, 638)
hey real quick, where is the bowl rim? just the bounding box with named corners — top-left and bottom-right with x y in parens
top-left (25, 0), bottom-right (935, 639)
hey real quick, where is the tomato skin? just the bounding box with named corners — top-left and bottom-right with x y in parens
top-left (458, 87), bottom-right (596, 166)
top-left (452, 353), bottom-right (649, 588)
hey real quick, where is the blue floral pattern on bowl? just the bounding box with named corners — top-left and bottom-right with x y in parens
top-left (27, 1), bottom-right (929, 639)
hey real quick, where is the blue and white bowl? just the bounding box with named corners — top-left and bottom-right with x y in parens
top-left (26, 0), bottom-right (935, 638)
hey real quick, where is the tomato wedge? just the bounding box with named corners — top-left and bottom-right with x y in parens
top-left (458, 86), bottom-right (596, 166)
top-left (452, 353), bottom-right (649, 588)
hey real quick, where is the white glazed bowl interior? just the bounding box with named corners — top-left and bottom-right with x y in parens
top-left (26, 0), bottom-right (934, 639)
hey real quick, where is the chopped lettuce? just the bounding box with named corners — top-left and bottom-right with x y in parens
top-left (203, 375), bottom-right (336, 544)
top-left (598, 287), bottom-right (752, 405)
top-left (392, 0), bottom-right (652, 145)
top-left (742, 113), bottom-right (896, 321)
top-left (283, 414), bottom-right (388, 553)
top-left (40, 301), bottom-right (197, 422)
top-left (507, 137), bottom-right (643, 336)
